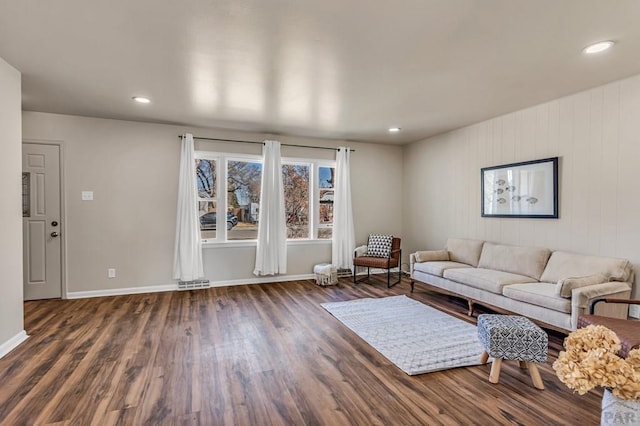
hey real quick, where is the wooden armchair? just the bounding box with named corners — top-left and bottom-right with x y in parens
top-left (353, 236), bottom-right (401, 288)
top-left (578, 298), bottom-right (640, 358)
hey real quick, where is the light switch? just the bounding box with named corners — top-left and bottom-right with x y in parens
top-left (81, 191), bottom-right (94, 201)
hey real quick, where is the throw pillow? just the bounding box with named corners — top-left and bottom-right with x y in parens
top-left (366, 234), bottom-right (393, 258)
top-left (414, 250), bottom-right (450, 263)
top-left (555, 273), bottom-right (609, 298)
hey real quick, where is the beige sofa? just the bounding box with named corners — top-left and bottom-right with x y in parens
top-left (410, 238), bottom-right (634, 332)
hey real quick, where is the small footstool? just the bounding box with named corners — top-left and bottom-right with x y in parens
top-left (477, 314), bottom-right (548, 390)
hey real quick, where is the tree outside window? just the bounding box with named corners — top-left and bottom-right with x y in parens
top-left (283, 164), bottom-right (310, 239)
top-left (196, 159), bottom-right (216, 239)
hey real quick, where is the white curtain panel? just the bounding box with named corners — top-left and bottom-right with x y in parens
top-left (332, 147), bottom-right (355, 270)
top-left (254, 140), bottom-right (287, 276)
top-left (172, 133), bottom-right (204, 282)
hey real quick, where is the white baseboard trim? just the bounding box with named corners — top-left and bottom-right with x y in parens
top-left (66, 274), bottom-right (318, 299)
top-left (0, 330), bottom-right (29, 359)
top-left (67, 284), bottom-right (178, 299)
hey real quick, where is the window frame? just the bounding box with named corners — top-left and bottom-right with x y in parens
top-left (195, 150), bottom-right (335, 246)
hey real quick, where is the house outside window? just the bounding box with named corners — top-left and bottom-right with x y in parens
top-left (227, 160), bottom-right (262, 240)
top-left (318, 166), bottom-right (334, 239)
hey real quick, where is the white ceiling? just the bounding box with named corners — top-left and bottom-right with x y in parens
top-left (2, 0), bottom-right (640, 145)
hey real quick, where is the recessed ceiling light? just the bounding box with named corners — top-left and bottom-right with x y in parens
top-left (583, 40), bottom-right (615, 55)
top-left (388, 127), bottom-right (401, 133)
top-left (132, 96), bottom-right (151, 103)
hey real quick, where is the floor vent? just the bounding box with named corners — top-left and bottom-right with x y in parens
top-left (337, 268), bottom-right (353, 278)
top-left (178, 279), bottom-right (211, 290)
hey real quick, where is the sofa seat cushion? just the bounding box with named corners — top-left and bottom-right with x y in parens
top-left (443, 268), bottom-right (534, 294)
top-left (478, 243), bottom-right (551, 280)
top-left (503, 283), bottom-right (571, 314)
top-left (413, 261), bottom-right (472, 277)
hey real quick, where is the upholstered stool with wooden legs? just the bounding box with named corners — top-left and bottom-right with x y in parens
top-left (477, 314), bottom-right (548, 390)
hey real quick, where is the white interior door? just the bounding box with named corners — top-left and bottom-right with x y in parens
top-left (22, 143), bottom-right (62, 300)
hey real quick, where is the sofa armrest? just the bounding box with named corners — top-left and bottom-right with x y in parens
top-left (571, 281), bottom-right (633, 329)
top-left (409, 252), bottom-right (416, 276)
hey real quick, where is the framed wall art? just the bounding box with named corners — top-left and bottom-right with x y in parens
top-left (481, 157), bottom-right (558, 218)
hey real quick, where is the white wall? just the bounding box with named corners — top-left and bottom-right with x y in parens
top-left (404, 73), bottom-right (640, 299)
top-left (22, 112), bottom-right (404, 294)
top-left (0, 56), bottom-right (25, 354)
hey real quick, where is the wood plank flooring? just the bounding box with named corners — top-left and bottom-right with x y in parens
top-left (0, 276), bottom-right (601, 425)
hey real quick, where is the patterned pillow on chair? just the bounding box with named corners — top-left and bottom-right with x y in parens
top-left (366, 234), bottom-right (393, 258)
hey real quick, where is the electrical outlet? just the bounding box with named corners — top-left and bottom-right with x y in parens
top-left (630, 304), bottom-right (640, 319)
top-left (108, 268), bottom-right (116, 278)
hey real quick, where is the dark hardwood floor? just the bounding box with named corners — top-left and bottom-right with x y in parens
top-left (0, 276), bottom-right (601, 425)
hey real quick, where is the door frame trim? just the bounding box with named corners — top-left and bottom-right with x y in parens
top-left (22, 139), bottom-right (67, 299)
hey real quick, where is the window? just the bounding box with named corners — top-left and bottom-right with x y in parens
top-left (318, 166), bottom-right (334, 239)
top-left (196, 159), bottom-right (217, 239)
top-left (227, 160), bottom-right (262, 240)
top-left (283, 163), bottom-right (310, 239)
top-left (195, 151), bottom-right (334, 243)
top-left (22, 172), bottom-right (30, 217)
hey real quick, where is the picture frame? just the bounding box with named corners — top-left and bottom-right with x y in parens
top-left (481, 157), bottom-right (558, 218)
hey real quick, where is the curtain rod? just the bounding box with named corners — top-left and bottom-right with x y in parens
top-left (179, 136), bottom-right (354, 152)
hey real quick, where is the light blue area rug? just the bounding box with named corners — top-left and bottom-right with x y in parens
top-left (321, 295), bottom-right (487, 375)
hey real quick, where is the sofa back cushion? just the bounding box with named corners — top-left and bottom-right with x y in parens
top-left (414, 250), bottom-right (450, 263)
top-left (446, 238), bottom-right (484, 267)
top-left (540, 251), bottom-right (633, 283)
top-left (478, 243), bottom-right (551, 280)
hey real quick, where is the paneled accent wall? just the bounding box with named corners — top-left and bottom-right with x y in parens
top-left (404, 73), bottom-right (640, 300)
